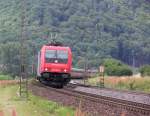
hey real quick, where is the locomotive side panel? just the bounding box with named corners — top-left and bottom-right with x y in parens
top-left (37, 52), bottom-right (41, 77)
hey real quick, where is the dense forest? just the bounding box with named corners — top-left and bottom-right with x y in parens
top-left (0, 0), bottom-right (150, 75)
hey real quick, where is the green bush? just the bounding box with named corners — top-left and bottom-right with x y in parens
top-left (102, 58), bottom-right (133, 76)
top-left (139, 65), bottom-right (150, 77)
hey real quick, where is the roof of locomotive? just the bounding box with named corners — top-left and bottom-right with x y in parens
top-left (41, 45), bottom-right (71, 51)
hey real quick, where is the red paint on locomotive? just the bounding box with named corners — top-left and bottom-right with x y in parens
top-left (37, 44), bottom-right (72, 87)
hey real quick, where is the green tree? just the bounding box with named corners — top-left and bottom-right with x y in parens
top-left (0, 0), bottom-right (150, 76)
top-left (0, 42), bottom-right (31, 76)
top-left (139, 65), bottom-right (150, 77)
top-left (102, 58), bottom-right (133, 76)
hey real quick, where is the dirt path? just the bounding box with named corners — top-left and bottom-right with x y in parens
top-left (0, 108), bottom-right (17, 116)
top-left (0, 80), bottom-right (18, 86)
top-left (0, 80), bottom-right (18, 116)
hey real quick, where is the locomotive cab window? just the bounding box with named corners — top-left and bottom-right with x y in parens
top-left (45, 50), bottom-right (56, 58)
top-left (57, 50), bottom-right (68, 64)
top-left (45, 49), bottom-right (68, 64)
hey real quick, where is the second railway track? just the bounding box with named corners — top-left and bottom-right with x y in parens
top-left (30, 80), bottom-right (150, 116)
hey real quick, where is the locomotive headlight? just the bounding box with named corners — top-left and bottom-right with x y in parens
top-left (64, 69), bottom-right (67, 72)
top-left (45, 68), bottom-right (48, 71)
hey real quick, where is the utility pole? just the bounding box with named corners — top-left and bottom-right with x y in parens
top-left (96, 23), bottom-right (101, 44)
top-left (19, 0), bottom-right (28, 100)
top-left (132, 50), bottom-right (135, 67)
top-left (84, 57), bottom-right (88, 85)
top-left (32, 45), bottom-right (36, 77)
top-left (99, 65), bottom-right (105, 88)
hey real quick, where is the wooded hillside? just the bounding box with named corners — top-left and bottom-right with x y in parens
top-left (0, 0), bottom-right (150, 75)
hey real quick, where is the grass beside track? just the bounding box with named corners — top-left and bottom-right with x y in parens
top-left (88, 76), bottom-right (150, 93)
top-left (0, 74), bottom-right (13, 80)
top-left (0, 84), bottom-right (74, 116)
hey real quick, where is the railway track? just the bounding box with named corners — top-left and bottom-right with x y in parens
top-left (31, 81), bottom-right (150, 115)
top-left (69, 80), bottom-right (150, 96)
top-left (68, 81), bottom-right (150, 102)
top-left (62, 87), bottom-right (150, 115)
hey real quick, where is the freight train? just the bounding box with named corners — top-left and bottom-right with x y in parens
top-left (37, 43), bottom-right (72, 87)
top-left (71, 68), bottom-right (98, 79)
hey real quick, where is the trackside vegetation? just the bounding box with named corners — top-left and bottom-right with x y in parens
top-left (88, 77), bottom-right (150, 92)
top-left (0, 0), bottom-right (150, 76)
top-left (0, 85), bottom-right (74, 116)
top-left (0, 74), bottom-right (13, 80)
top-left (102, 58), bottom-right (133, 76)
top-left (139, 65), bottom-right (150, 77)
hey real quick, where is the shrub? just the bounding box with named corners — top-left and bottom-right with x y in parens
top-left (139, 65), bottom-right (150, 77)
top-left (102, 58), bottom-right (133, 76)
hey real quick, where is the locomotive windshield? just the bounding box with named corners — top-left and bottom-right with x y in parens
top-left (45, 50), bottom-right (68, 64)
top-left (45, 50), bottom-right (56, 58)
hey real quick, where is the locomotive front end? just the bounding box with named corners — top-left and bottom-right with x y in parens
top-left (37, 45), bottom-right (72, 87)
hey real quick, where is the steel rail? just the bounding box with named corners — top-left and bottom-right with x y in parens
top-left (32, 81), bottom-right (150, 115)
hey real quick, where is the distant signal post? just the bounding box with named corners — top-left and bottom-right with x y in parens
top-left (99, 65), bottom-right (105, 88)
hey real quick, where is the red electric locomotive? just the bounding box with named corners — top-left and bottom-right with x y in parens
top-left (37, 43), bottom-right (72, 87)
